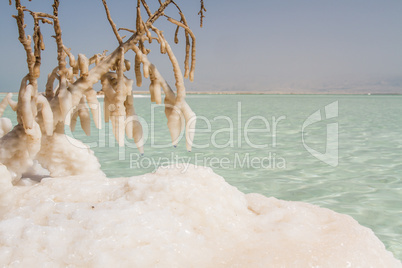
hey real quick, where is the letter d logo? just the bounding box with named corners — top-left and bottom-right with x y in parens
top-left (302, 101), bottom-right (338, 167)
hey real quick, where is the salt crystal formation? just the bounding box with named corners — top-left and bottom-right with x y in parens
top-left (0, 1), bottom-right (197, 185)
top-left (0, 165), bottom-right (400, 267)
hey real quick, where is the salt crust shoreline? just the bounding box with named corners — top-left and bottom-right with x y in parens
top-left (0, 164), bottom-right (401, 267)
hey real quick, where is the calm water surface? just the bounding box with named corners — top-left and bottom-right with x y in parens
top-left (2, 93), bottom-right (402, 260)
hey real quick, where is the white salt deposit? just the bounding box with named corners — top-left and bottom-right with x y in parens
top-left (0, 164), bottom-right (400, 267)
top-left (0, 118), bottom-right (12, 138)
top-left (0, 123), bottom-right (41, 183)
top-left (35, 133), bottom-right (104, 178)
top-left (0, 127), bottom-right (103, 184)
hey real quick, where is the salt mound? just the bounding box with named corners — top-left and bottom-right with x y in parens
top-left (0, 164), bottom-right (400, 267)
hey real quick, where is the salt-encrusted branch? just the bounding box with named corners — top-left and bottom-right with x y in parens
top-left (119, 28), bottom-right (136, 34)
top-left (140, 0), bottom-right (152, 17)
top-left (17, 76), bottom-right (34, 129)
top-left (68, 33), bottom-right (141, 107)
top-left (161, 32), bottom-right (185, 102)
top-left (174, 25), bottom-right (180, 44)
top-left (36, 95), bottom-right (53, 136)
top-left (111, 48), bottom-right (127, 145)
top-left (0, 94), bottom-right (12, 118)
top-left (7, 94), bottom-right (17, 111)
top-left (150, 25), bottom-right (166, 54)
top-left (101, 0), bottom-right (123, 44)
top-left (167, 15), bottom-right (196, 81)
top-left (198, 0), bottom-right (206, 27)
top-left (13, 1), bottom-right (36, 88)
top-left (45, 67), bottom-right (59, 99)
top-left (146, 0), bottom-right (172, 26)
top-left (84, 89), bottom-right (101, 130)
top-left (63, 45), bottom-right (78, 75)
top-left (26, 10), bottom-right (50, 83)
top-left (131, 44), bottom-right (196, 151)
top-left (136, 0), bottom-right (145, 35)
top-left (52, 0), bottom-right (67, 75)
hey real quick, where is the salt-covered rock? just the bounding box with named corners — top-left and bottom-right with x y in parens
top-left (35, 133), bottom-right (104, 178)
top-left (0, 123), bottom-right (41, 183)
top-left (0, 164), bottom-right (400, 267)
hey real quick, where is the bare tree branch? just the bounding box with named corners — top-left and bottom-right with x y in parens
top-left (52, 0), bottom-right (67, 74)
top-left (101, 0), bottom-right (123, 44)
top-left (167, 16), bottom-right (196, 81)
top-left (198, 0), bottom-right (206, 27)
top-left (13, 0), bottom-right (35, 85)
top-left (146, 0), bottom-right (172, 26)
top-left (140, 0), bottom-right (152, 17)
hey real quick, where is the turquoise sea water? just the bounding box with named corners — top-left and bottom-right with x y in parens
top-left (1, 93), bottom-right (402, 260)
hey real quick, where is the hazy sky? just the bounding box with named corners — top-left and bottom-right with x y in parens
top-left (1, 0), bottom-right (402, 93)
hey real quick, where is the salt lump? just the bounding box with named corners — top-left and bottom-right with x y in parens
top-left (0, 165), bottom-right (400, 267)
top-left (0, 118), bottom-right (12, 138)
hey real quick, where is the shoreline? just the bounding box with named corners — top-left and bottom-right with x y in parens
top-left (1, 91), bottom-right (401, 96)
top-left (132, 91), bottom-right (402, 95)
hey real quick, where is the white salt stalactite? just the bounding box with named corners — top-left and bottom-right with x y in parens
top-left (78, 95), bottom-right (91, 136)
top-left (70, 107), bottom-right (79, 132)
top-left (124, 80), bottom-right (144, 154)
top-left (181, 102), bottom-right (196, 152)
top-left (101, 60), bottom-right (144, 153)
top-left (7, 94), bottom-right (18, 112)
top-left (19, 84), bottom-right (34, 131)
top-left (124, 59), bottom-right (131, 72)
top-left (143, 60), bottom-right (150, 78)
top-left (133, 27), bottom-right (197, 150)
top-left (85, 89), bottom-right (101, 129)
top-left (78, 54), bottom-right (89, 77)
top-left (36, 95), bottom-right (54, 136)
top-left (104, 94), bottom-right (111, 123)
top-left (110, 115), bottom-right (125, 147)
top-left (0, 118), bottom-right (12, 138)
top-left (45, 67), bottom-right (59, 99)
top-left (164, 39), bottom-right (197, 151)
top-left (58, 76), bottom-right (73, 126)
top-left (131, 46), bottom-right (183, 148)
top-left (102, 73), bottom-right (124, 146)
top-left (110, 48), bottom-right (128, 147)
top-left (0, 94), bottom-right (10, 117)
top-left (166, 105), bottom-right (183, 148)
top-left (134, 53), bottom-right (142, 87)
top-left (102, 74), bottom-right (115, 124)
top-left (149, 64), bottom-right (162, 104)
top-left (125, 92), bottom-right (134, 140)
top-left (132, 115), bottom-right (144, 154)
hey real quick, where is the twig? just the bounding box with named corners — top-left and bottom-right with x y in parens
top-left (118, 27), bottom-right (136, 34)
top-left (198, 0), bottom-right (206, 28)
top-left (146, 0), bottom-right (172, 26)
top-left (52, 0), bottom-right (68, 74)
top-left (101, 0), bottom-right (123, 44)
top-left (167, 16), bottom-right (196, 81)
top-left (140, 0), bottom-right (152, 17)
